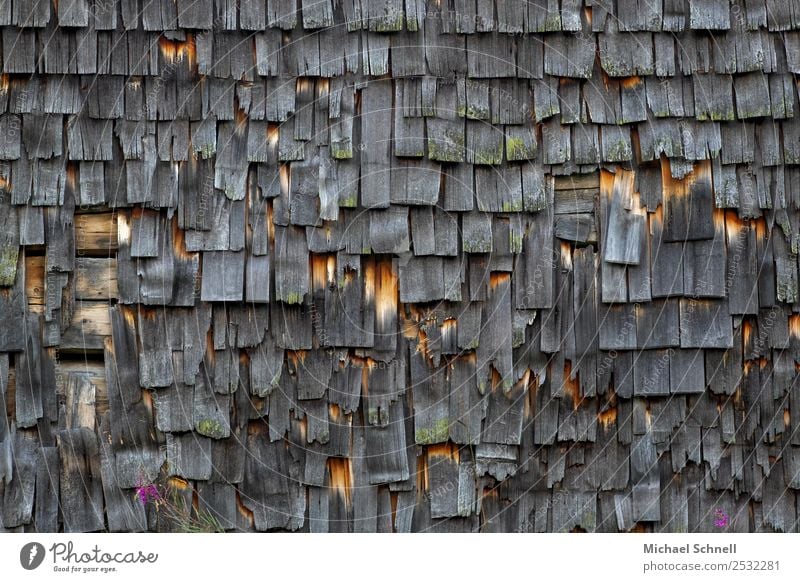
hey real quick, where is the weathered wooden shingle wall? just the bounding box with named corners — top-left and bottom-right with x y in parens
top-left (2, 0), bottom-right (800, 532)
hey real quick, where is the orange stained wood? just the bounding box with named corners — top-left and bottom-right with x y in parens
top-left (326, 253), bottom-right (336, 286)
top-left (562, 360), bottom-right (581, 410)
top-left (390, 492), bottom-right (398, 530)
top-left (481, 487), bottom-right (499, 500)
top-left (400, 305), bottom-right (423, 339)
top-left (724, 210), bottom-right (748, 248)
top-left (599, 168), bottom-right (615, 199)
top-left (427, 442), bottom-right (459, 463)
top-left (24, 255), bottom-right (43, 308)
top-left (268, 123), bottom-right (280, 147)
top-left (601, 167), bottom-right (636, 204)
top-left (137, 305), bottom-right (159, 322)
top-left (288, 350), bottom-right (304, 369)
top-left (521, 370), bottom-right (534, 419)
top-left (168, 476), bottom-right (190, 491)
top-left (690, 159), bottom-right (712, 186)
top-left (415, 327), bottom-right (430, 358)
top-left (599, 67), bottom-right (612, 89)
top-left (488, 366), bottom-right (502, 391)
top-left (416, 453), bottom-right (429, 494)
top-left (742, 319), bottom-right (753, 348)
top-left (733, 386), bottom-right (744, 406)
top-left (279, 162), bottom-right (290, 197)
top-left (339, 264), bottom-right (356, 289)
top-left (659, 157), bottom-right (688, 199)
top-left (298, 414), bottom-right (308, 441)
top-left (296, 77), bottom-right (314, 95)
top-left (311, 253), bottom-right (334, 291)
top-left (525, 373), bottom-right (542, 418)
top-left (204, 324), bottom-right (216, 363)
top-left (119, 304), bottom-right (136, 328)
top-left (247, 421), bottom-right (268, 437)
top-left (518, 367), bottom-right (531, 390)
top-left (171, 216), bottom-right (195, 260)
top-left (441, 317), bottom-right (457, 337)
top-left (266, 197), bottom-right (275, 245)
top-left (560, 240), bottom-right (573, 269)
top-left (355, 355), bottom-right (372, 393)
top-left (789, 314), bottom-right (800, 339)
top-left (598, 405), bottom-right (618, 428)
top-left (489, 271), bottom-right (510, 289)
top-left (712, 207), bottom-right (726, 232)
top-left (629, 189), bottom-right (646, 216)
top-left (754, 216), bottom-right (768, 240)
top-left (158, 36), bottom-right (196, 65)
top-left (345, 352), bottom-right (367, 369)
top-left (363, 257), bottom-right (375, 301)
top-left (234, 105), bottom-right (248, 130)
top-left (648, 204), bottom-right (663, 236)
top-left (66, 163), bottom-right (78, 190)
top-left (621, 76), bottom-right (642, 90)
top-left (141, 387), bottom-right (154, 418)
top-left (662, 159), bottom-right (712, 198)
top-left (327, 458), bottom-right (353, 509)
top-left (743, 359), bottom-right (755, 376)
top-left (375, 259), bottom-right (398, 326)
top-left (740, 355), bottom-right (769, 372)
top-left (236, 492), bottom-right (256, 526)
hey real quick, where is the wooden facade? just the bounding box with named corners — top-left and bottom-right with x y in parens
top-left (2, 0), bottom-right (800, 532)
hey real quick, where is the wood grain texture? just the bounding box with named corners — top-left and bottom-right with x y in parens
top-left (1, 2), bottom-right (799, 534)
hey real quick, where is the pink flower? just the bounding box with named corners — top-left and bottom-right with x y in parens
top-left (713, 508), bottom-right (729, 528)
top-left (135, 483), bottom-right (161, 504)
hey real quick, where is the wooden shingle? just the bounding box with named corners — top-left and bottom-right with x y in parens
top-left (0, 0), bottom-right (797, 535)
